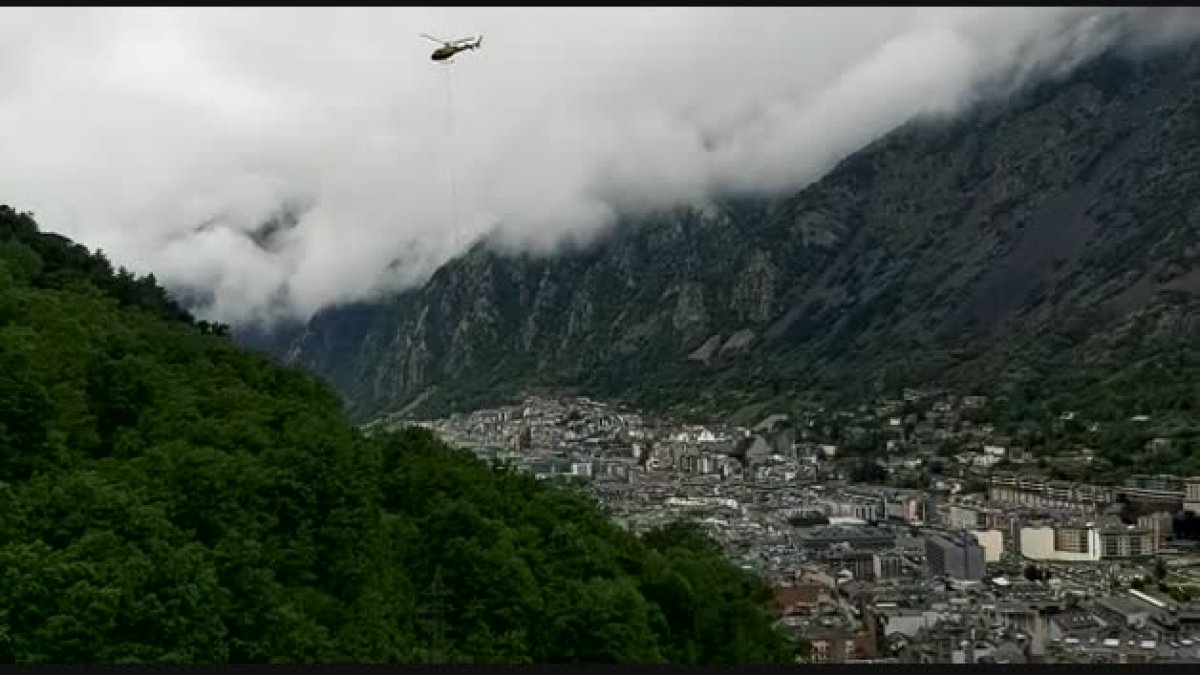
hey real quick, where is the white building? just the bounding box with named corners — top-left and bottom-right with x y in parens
top-left (971, 529), bottom-right (1005, 563)
top-left (948, 506), bottom-right (983, 529)
top-left (972, 454), bottom-right (1003, 469)
top-left (1019, 526), bottom-right (1102, 562)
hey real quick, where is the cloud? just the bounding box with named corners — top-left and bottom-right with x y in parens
top-left (1, 7), bottom-right (1197, 325)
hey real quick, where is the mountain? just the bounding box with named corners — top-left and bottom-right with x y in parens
top-left (0, 205), bottom-right (793, 664)
top-left (241, 45), bottom-right (1200, 426)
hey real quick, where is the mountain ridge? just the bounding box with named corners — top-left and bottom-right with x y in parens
top-left (238, 44), bottom-right (1200, 424)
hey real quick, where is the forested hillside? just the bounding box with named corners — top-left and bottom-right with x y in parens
top-left (0, 205), bottom-right (792, 664)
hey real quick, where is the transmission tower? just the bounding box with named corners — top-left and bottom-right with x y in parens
top-left (418, 566), bottom-right (451, 664)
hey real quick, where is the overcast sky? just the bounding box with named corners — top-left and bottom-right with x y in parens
top-left (2, 7), bottom-right (1198, 326)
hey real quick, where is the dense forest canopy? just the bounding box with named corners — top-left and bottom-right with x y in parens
top-left (0, 205), bottom-right (793, 664)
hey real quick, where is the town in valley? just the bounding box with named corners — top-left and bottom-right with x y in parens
top-left (372, 389), bottom-right (1200, 664)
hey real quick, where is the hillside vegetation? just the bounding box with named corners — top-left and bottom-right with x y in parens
top-left (0, 205), bottom-right (792, 664)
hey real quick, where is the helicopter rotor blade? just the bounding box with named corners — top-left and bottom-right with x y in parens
top-left (420, 33), bottom-right (449, 45)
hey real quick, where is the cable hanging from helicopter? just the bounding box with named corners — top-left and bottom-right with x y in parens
top-left (421, 33), bottom-right (483, 252)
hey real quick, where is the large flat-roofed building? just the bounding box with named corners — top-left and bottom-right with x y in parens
top-left (872, 552), bottom-right (907, 580)
top-left (925, 532), bottom-right (986, 581)
top-left (829, 495), bottom-right (884, 522)
top-left (984, 470), bottom-right (1123, 506)
top-left (948, 505), bottom-right (985, 530)
top-left (1185, 477), bottom-right (1200, 515)
top-left (970, 529), bottom-right (1005, 563)
top-left (826, 550), bottom-right (877, 581)
top-left (1020, 525), bottom-right (1102, 562)
top-left (796, 525), bottom-right (896, 552)
top-left (1137, 512), bottom-right (1173, 550)
top-left (1099, 526), bottom-right (1156, 559)
top-left (1125, 474), bottom-right (1184, 492)
top-left (1018, 522), bottom-right (1155, 561)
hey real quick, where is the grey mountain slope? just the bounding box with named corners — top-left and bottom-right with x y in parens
top-left (238, 45), bottom-right (1200, 423)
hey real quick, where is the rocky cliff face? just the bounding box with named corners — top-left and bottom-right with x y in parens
top-left (239, 46), bottom-right (1200, 422)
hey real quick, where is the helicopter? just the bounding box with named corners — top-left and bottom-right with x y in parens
top-left (421, 33), bottom-right (483, 62)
